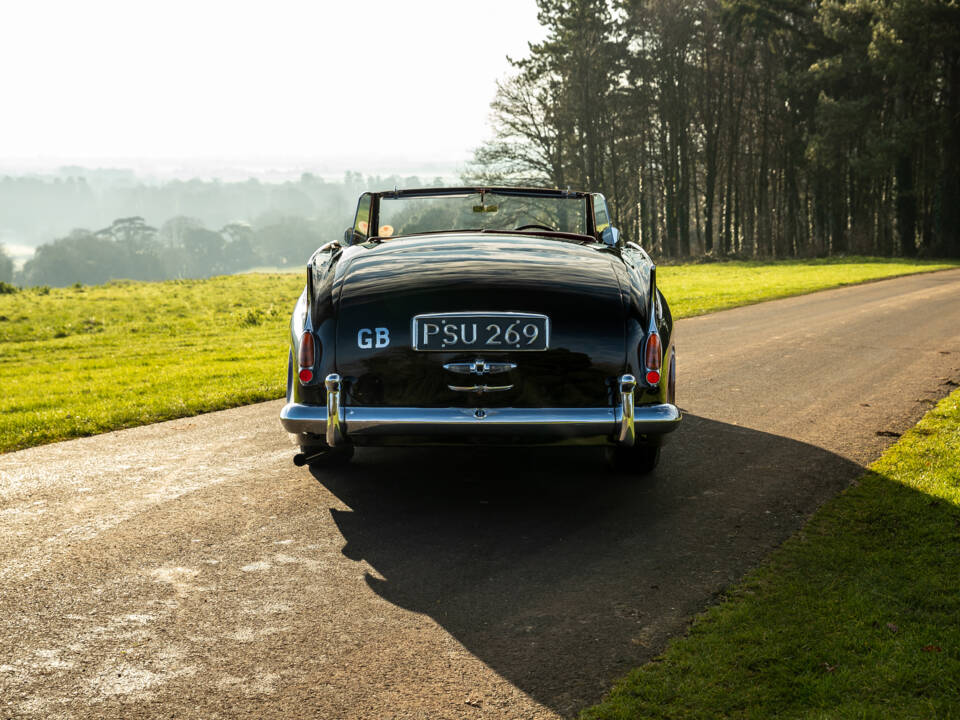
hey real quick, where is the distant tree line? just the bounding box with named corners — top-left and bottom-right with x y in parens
top-left (469, 0), bottom-right (960, 258)
top-left (0, 170), bottom-right (442, 252)
top-left (17, 213), bottom-right (348, 286)
top-left (5, 173), bottom-right (444, 286)
top-left (17, 217), bottom-right (259, 286)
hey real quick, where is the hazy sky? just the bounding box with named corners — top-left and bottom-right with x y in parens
top-left (0, 0), bottom-right (545, 174)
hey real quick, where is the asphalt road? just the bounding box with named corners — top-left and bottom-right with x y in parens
top-left (2, 269), bottom-right (959, 719)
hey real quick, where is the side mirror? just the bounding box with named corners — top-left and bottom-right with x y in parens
top-left (600, 226), bottom-right (620, 247)
top-left (344, 227), bottom-right (354, 245)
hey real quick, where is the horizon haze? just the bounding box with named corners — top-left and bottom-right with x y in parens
top-left (0, 0), bottom-right (546, 266)
top-left (0, 1), bottom-right (544, 174)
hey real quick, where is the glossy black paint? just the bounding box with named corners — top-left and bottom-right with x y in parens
top-left (336, 235), bottom-right (624, 408)
top-left (286, 188), bottom-right (675, 445)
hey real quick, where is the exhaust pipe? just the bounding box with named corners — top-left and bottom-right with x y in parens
top-left (293, 450), bottom-right (330, 467)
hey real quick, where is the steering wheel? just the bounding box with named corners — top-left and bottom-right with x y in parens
top-left (514, 223), bottom-right (555, 232)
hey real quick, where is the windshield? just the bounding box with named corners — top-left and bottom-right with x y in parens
top-left (377, 192), bottom-right (589, 237)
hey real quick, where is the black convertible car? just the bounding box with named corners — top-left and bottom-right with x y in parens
top-left (279, 187), bottom-right (680, 474)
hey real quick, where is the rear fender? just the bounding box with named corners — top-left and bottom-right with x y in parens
top-left (289, 248), bottom-right (344, 405)
top-left (619, 246), bottom-right (674, 405)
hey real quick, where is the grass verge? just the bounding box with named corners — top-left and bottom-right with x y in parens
top-left (0, 274), bottom-right (302, 453)
top-left (658, 256), bottom-right (959, 318)
top-left (581, 388), bottom-right (960, 719)
top-left (0, 257), bottom-right (957, 454)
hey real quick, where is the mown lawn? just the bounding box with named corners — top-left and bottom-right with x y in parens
top-left (581, 388), bottom-right (960, 720)
top-left (658, 256), bottom-right (960, 318)
top-left (0, 257), bottom-right (957, 454)
top-left (0, 275), bottom-right (303, 453)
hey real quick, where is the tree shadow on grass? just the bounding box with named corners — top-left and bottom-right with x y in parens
top-left (312, 414), bottom-right (864, 717)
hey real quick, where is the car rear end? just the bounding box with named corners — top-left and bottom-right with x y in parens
top-left (280, 233), bottom-right (680, 450)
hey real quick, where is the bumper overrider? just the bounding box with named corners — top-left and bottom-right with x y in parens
top-left (280, 374), bottom-right (681, 447)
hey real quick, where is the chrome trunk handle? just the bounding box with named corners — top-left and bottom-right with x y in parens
top-left (448, 384), bottom-right (514, 393)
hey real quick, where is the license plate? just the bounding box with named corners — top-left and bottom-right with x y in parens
top-left (412, 312), bottom-right (550, 351)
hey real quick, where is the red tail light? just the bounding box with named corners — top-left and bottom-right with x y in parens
top-left (643, 332), bottom-right (662, 370)
top-left (298, 331), bottom-right (315, 367)
top-left (297, 331), bottom-right (315, 384)
top-left (642, 332), bottom-right (662, 385)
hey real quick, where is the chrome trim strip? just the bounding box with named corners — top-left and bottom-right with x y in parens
top-left (305, 261), bottom-right (314, 306)
top-left (618, 374), bottom-right (637, 446)
top-left (324, 373), bottom-right (343, 447)
top-left (279, 402), bottom-right (328, 434)
top-left (344, 406), bottom-right (616, 436)
top-left (447, 384), bottom-right (514, 393)
top-left (412, 312), bottom-right (550, 351)
top-left (279, 402), bottom-right (681, 439)
top-left (648, 265), bottom-right (658, 336)
top-left (644, 265), bottom-right (661, 388)
top-left (443, 359), bottom-right (517, 375)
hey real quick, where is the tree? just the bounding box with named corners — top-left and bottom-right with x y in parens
top-left (252, 217), bottom-right (326, 267)
top-left (22, 230), bottom-right (121, 286)
top-left (220, 222), bottom-right (260, 271)
top-left (95, 217), bottom-right (162, 280)
top-left (471, 0), bottom-right (960, 258)
top-left (466, 73), bottom-right (565, 186)
top-left (0, 244), bottom-right (12, 284)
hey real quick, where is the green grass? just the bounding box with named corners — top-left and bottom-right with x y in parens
top-left (236, 265), bottom-right (302, 274)
top-left (0, 275), bottom-right (303, 453)
top-left (581, 389), bottom-right (960, 720)
top-left (0, 257), bottom-right (957, 454)
top-left (657, 256), bottom-right (960, 318)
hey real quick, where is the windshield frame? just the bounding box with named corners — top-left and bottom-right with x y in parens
top-left (362, 186), bottom-right (600, 244)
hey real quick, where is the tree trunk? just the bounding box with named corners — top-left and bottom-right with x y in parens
top-left (896, 155), bottom-right (917, 256)
top-left (937, 48), bottom-right (960, 257)
top-left (704, 125), bottom-right (718, 255)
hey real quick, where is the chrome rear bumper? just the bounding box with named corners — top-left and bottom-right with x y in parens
top-left (280, 374), bottom-right (681, 446)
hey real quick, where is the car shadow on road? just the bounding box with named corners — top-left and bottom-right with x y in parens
top-left (311, 414), bottom-right (863, 717)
